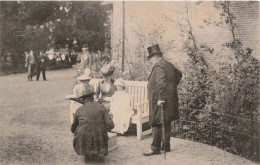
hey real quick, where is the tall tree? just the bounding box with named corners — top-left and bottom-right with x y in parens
top-left (0, 1), bottom-right (108, 67)
top-left (51, 1), bottom-right (108, 53)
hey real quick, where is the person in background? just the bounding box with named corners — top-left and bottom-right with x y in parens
top-left (25, 50), bottom-right (36, 81)
top-left (81, 44), bottom-right (91, 70)
top-left (71, 89), bottom-right (114, 163)
top-left (81, 44), bottom-right (97, 70)
top-left (105, 79), bottom-right (134, 134)
top-left (36, 51), bottom-right (48, 81)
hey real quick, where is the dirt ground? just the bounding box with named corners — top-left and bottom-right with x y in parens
top-left (0, 68), bottom-right (257, 165)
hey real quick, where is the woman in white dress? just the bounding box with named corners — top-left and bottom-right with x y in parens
top-left (104, 79), bottom-right (134, 134)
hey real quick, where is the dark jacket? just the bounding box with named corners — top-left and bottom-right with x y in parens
top-left (71, 101), bottom-right (114, 156)
top-left (148, 58), bottom-right (182, 126)
top-left (37, 56), bottom-right (48, 69)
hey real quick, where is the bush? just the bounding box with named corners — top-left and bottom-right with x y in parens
top-left (0, 62), bottom-right (12, 75)
top-left (46, 62), bottom-right (72, 70)
top-left (175, 46), bottom-right (259, 162)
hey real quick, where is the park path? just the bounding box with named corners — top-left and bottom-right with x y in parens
top-left (0, 68), bottom-right (257, 165)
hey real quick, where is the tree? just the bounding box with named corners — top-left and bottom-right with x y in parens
top-left (51, 2), bottom-right (108, 53)
top-left (0, 1), bottom-right (109, 71)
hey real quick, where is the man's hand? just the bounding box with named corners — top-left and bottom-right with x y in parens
top-left (104, 97), bottom-right (112, 102)
top-left (157, 100), bottom-right (165, 106)
top-left (109, 111), bottom-right (113, 119)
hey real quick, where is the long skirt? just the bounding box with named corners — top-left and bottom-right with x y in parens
top-left (73, 123), bottom-right (108, 156)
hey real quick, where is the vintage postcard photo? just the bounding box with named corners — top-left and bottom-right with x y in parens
top-left (0, 1), bottom-right (259, 164)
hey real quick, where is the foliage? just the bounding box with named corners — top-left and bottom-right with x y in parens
top-left (51, 2), bottom-right (108, 53)
top-left (174, 1), bottom-right (260, 162)
top-left (0, 58), bottom-right (72, 76)
top-left (0, 1), bottom-right (109, 74)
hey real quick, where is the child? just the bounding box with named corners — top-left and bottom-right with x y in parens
top-left (105, 79), bottom-right (133, 134)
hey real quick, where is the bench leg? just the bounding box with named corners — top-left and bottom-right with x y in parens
top-left (136, 122), bottom-right (142, 140)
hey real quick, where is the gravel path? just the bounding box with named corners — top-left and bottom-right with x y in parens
top-left (0, 69), bottom-right (257, 165)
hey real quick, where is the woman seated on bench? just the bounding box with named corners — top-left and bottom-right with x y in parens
top-left (104, 79), bottom-right (134, 134)
top-left (68, 69), bottom-right (94, 124)
top-left (96, 63), bottom-right (117, 111)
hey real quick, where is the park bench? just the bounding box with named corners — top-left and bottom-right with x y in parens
top-left (68, 79), bottom-right (151, 141)
top-left (89, 79), bottom-right (152, 140)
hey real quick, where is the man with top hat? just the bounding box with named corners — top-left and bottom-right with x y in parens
top-left (143, 44), bottom-right (182, 156)
top-left (67, 68), bottom-right (95, 124)
top-left (71, 89), bottom-right (114, 163)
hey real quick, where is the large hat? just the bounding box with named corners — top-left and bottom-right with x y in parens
top-left (79, 89), bottom-right (95, 99)
top-left (114, 79), bottom-right (127, 86)
top-left (82, 44), bottom-right (88, 51)
top-left (78, 68), bottom-right (91, 81)
top-left (147, 44), bottom-right (163, 59)
top-left (100, 63), bottom-right (115, 76)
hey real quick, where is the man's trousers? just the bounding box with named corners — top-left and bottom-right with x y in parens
top-left (151, 121), bottom-right (172, 152)
top-left (37, 68), bottom-right (46, 80)
top-left (27, 64), bottom-right (35, 80)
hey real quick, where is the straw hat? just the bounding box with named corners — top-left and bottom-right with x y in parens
top-left (79, 89), bottom-right (95, 99)
top-left (114, 79), bottom-right (127, 87)
top-left (78, 68), bottom-right (91, 81)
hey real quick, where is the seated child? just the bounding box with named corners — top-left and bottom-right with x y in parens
top-left (104, 79), bottom-right (133, 134)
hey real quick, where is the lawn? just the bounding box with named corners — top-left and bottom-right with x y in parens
top-left (0, 68), bottom-right (257, 165)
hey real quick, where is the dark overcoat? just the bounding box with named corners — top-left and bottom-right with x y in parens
top-left (71, 101), bottom-right (114, 156)
top-left (36, 56), bottom-right (48, 70)
top-left (148, 58), bottom-right (182, 126)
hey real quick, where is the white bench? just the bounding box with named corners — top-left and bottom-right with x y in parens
top-left (68, 79), bottom-right (152, 140)
top-left (123, 80), bottom-right (152, 140)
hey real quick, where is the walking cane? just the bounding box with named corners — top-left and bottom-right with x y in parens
top-left (160, 103), bottom-right (166, 160)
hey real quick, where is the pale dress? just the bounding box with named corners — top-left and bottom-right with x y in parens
top-left (110, 91), bottom-right (134, 134)
top-left (70, 83), bottom-right (94, 124)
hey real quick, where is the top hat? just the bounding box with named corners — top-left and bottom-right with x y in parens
top-left (114, 79), bottom-right (127, 87)
top-left (147, 44), bottom-right (162, 59)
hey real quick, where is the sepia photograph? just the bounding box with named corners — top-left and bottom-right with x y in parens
top-left (0, 1), bottom-right (259, 164)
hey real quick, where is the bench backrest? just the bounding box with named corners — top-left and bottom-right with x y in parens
top-left (89, 79), bottom-right (148, 110)
top-left (124, 80), bottom-right (148, 110)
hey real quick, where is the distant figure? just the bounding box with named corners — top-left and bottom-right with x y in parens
top-left (36, 51), bottom-right (48, 81)
top-left (25, 50), bottom-right (36, 81)
top-left (105, 79), bottom-right (134, 134)
top-left (143, 44), bottom-right (182, 156)
top-left (81, 44), bottom-right (94, 70)
top-left (71, 90), bottom-right (114, 163)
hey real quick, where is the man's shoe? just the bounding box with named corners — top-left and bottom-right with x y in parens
top-left (44, 79), bottom-right (47, 81)
top-left (161, 148), bottom-right (171, 152)
top-left (84, 155), bottom-right (94, 164)
top-left (143, 151), bottom-right (161, 156)
top-left (94, 154), bottom-right (105, 162)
